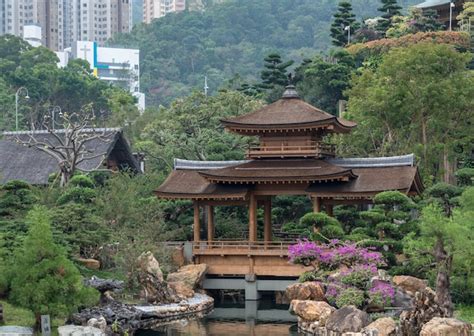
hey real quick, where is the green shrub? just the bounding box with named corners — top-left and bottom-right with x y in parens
top-left (56, 187), bottom-right (97, 205)
top-left (344, 233), bottom-right (371, 242)
top-left (298, 270), bottom-right (319, 283)
top-left (335, 287), bottom-right (365, 308)
top-left (321, 224), bottom-right (345, 239)
top-left (426, 183), bottom-right (463, 200)
top-left (455, 168), bottom-right (474, 187)
top-left (360, 210), bottom-right (385, 225)
top-left (300, 212), bottom-right (340, 230)
top-left (9, 206), bottom-right (99, 322)
top-left (374, 191), bottom-right (412, 209)
top-left (351, 227), bottom-right (371, 236)
top-left (69, 175), bottom-right (95, 189)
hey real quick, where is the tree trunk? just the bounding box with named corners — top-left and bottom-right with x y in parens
top-left (442, 147), bottom-right (455, 184)
top-left (421, 116), bottom-right (428, 167)
top-left (434, 237), bottom-right (453, 317)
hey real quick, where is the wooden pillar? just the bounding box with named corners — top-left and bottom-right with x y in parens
top-left (264, 198), bottom-right (272, 242)
top-left (313, 197), bottom-right (321, 213)
top-left (193, 202), bottom-right (200, 242)
top-left (326, 204), bottom-right (334, 217)
top-left (207, 205), bottom-right (214, 242)
top-left (249, 194), bottom-right (257, 242)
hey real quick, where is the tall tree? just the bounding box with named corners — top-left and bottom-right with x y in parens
top-left (14, 110), bottom-right (114, 187)
top-left (376, 0), bottom-right (402, 34)
top-left (295, 50), bottom-right (355, 114)
top-left (343, 43), bottom-right (474, 183)
top-left (330, 1), bottom-right (360, 46)
top-left (9, 206), bottom-right (98, 328)
top-left (258, 53), bottom-right (294, 102)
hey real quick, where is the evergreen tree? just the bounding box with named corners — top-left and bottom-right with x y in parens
top-left (259, 53), bottom-right (294, 89)
top-left (330, 1), bottom-right (360, 47)
top-left (377, 0), bottom-right (402, 34)
top-left (9, 206), bottom-right (98, 327)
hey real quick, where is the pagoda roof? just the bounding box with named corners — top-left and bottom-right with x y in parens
top-left (154, 154), bottom-right (422, 200)
top-left (306, 166), bottom-right (423, 197)
top-left (199, 159), bottom-right (357, 184)
top-left (221, 86), bottom-right (356, 134)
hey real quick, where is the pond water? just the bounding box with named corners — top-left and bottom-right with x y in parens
top-left (136, 299), bottom-right (300, 336)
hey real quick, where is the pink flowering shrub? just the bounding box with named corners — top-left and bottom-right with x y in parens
top-left (289, 239), bottom-right (394, 309)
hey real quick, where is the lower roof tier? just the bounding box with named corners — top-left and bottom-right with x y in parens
top-left (154, 155), bottom-right (423, 200)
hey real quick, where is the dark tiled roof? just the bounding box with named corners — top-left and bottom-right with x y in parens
top-left (0, 129), bottom-right (140, 185)
top-left (221, 86), bottom-right (356, 133)
top-left (199, 159), bottom-right (356, 183)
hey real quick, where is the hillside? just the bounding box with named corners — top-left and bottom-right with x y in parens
top-left (112, 0), bottom-right (420, 106)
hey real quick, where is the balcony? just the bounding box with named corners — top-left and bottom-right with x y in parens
top-left (247, 142), bottom-right (335, 159)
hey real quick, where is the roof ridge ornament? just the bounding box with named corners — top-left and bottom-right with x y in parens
top-left (282, 84), bottom-right (300, 99)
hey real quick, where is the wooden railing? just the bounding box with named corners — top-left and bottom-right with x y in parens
top-left (193, 240), bottom-right (293, 253)
top-left (247, 142), bottom-right (335, 158)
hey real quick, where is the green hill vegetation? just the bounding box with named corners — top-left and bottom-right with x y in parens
top-left (111, 0), bottom-right (420, 106)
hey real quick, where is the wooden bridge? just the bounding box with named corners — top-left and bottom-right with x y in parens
top-left (193, 240), bottom-right (307, 277)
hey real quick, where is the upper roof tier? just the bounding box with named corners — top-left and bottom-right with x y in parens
top-left (221, 85), bottom-right (357, 135)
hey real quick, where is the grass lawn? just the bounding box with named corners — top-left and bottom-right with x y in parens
top-left (455, 304), bottom-right (474, 324)
top-left (0, 300), bottom-right (65, 335)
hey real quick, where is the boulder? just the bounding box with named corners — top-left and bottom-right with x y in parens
top-left (136, 251), bottom-right (164, 282)
top-left (76, 258), bottom-right (100, 270)
top-left (58, 326), bottom-right (104, 336)
top-left (285, 282), bottom-right (325, 301)
top-left (419, 317), bottom-right (471, 336)
top-left (326, 305), bottom-right (370, 333)
top-left (392, 275), bottom-right (427, 295)
top-left (87, 316), bottom-right (107, 333)
top-left (167, 264), bottom-right (207, 289)
top-left (168, 281), bottom-right (195, 299)
top-left (362, 317), bottom-right (397, 336)
top-left (135, 251), bottom-right (177, 304)
top-left (289, 300), bottom-right (335, 325)
top-left (275, 291), bottom-right (291, 305)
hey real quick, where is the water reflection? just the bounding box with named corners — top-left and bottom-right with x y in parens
top-left (137, 299), bottom-right (299, 336)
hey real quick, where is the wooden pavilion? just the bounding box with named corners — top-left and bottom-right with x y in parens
top-left (155, 86), bottom-right (423, 278)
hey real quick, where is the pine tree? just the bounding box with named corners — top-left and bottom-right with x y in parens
top-left (330, 1), bottom-right (360, 47)
top-left (377, 0), bottom-right (402, 34)
top-left (259, 53), bottom-right (294, 89)
top-left (9, 206), bottom-right (98, 328)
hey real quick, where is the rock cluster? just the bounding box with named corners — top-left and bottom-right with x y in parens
top-left (399, 287), bottom-right (451, 336)
top-left (292, 275), bottom-right (471, 336)
top-left (136, 251), bottom-right (178, 304)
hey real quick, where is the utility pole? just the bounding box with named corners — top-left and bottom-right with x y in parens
top-left (15, 87), bottom-right (30, 131)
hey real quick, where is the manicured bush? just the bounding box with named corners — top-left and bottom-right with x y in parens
top-left (336, 287), bottom-right (365, 308)
top-left (455, 168), bottom-right (474, 187)
top-left (374, 190), bottom-right (412, 209)
top-left (69, 175), bottom-right (95, 189)
top-left (9, 206), bottom-right (99, 323)
top-left (340, 265), bottom-right (378, 289)
top-left (300, 212), bottom-right (340, 231)
top-left (321, 224), bottom-right (345, 239)
top-left (56, 187), bottom-right (97, 205)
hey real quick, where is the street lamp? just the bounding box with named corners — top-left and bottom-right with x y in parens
top-left (344, 25), bottom-right (351, 45)
top-left (15, 87), bottom-right (30, 131)
top-left (449, 1), bottom-right (455, 31)
top-left (49, 106), bottom-right (62, 130)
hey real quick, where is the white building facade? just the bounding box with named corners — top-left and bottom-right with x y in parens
top-left (143, 0), bottom-right (185, 23)
top-left (66, 41), bottom-right (145, 110)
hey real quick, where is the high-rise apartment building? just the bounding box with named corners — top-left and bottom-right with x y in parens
top-left (143, 0), bottom-right (185, 23)
top-left (0, 0), bottom-right (131, 51)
